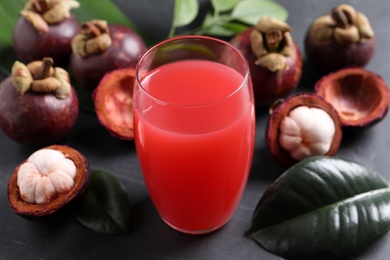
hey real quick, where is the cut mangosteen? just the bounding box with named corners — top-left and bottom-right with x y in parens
top-left (266, 93), bottom-right (342, 168)
top-left (7, 145), bottom-right (90, 220)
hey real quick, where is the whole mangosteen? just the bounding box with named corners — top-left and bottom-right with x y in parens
top-left (231, 16), bottom-right (303, 108)
top-left (304, 4), bottom-right (375, 73)
top-left (12, 0), bottom-right (81, 66)
top-left (0, 58), bottom-right (79, 146)
top-left (70, 19), bottom-right (147, 92)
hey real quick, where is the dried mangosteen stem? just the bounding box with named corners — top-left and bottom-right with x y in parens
top-left (40, 57), bottom-right (54, 79)
top-left (82, 22), bottom-right (104, 37)
top-left (332, 7), bottom-right (352, 29)
top-left (32, 0), bottom-right (51, 14)
top-left (265, 29), bottom-right (283, 52)
top-left (71, 19), bottom-right (112, 57)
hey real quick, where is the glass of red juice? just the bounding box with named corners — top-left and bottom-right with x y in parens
top-left (133, 35), bottom-right (255, 234)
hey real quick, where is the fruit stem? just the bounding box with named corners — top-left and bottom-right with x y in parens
top-left (332, 7), bottom-right (351, 29)
top-left (32, 0), bottom-right (51, 14)
top-left (40, 57), bottom-right (54, 79)
top-left (265, 29), bottom-right (283, 52)
top-left (82, 22), bottom-right (102, 37)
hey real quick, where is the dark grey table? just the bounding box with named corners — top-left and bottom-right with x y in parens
top-left (1, 0), bottom-right (390, 259)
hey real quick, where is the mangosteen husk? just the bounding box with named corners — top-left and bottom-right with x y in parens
top-left (266, 93), bottom-right (343, 168)
top-left (315, 67), bottom-right (390, 128)
top-left (92, 68), bottom-right (135, 140)
top-left (7, 145), bottom-right (90, 220)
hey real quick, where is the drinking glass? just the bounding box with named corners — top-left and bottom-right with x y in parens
top-left (133, 35), bottom-right (255, 234)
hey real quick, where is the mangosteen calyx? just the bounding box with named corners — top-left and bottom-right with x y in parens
top-left (11, 57), bottom-right (71, 99)
top-left (21, 0), bottom-right (80, 33)
top-left (309, 4), bottom-right (374, 46)
top-left (250, 16), bottom-right (295, 72)
top-left (71, 20), bottom-right (112, 58)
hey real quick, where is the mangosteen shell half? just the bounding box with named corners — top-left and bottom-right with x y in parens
top-left (93, 68), bottom-right (135, 140)
top-left (315, 67), bottom-right (390, 128)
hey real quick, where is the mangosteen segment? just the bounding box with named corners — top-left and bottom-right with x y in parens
top-left (279, 106), bottom-right (336, 161)
top-left (315, 68), bottom-right (390, 127)
top-left (7, 145), bottom-right (90, 218)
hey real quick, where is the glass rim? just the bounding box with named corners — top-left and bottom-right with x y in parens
top-left (135, 35), bottom-right (250, 108)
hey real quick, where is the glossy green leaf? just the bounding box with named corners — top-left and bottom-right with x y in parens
top-left (211, 0), bottom-right (241, 13)
top-left (172, 0), bottom-right (199, 27)
top-left (0, 0), bottom-right (143, 76)
top-left (231, 0), bottom-right (288, 25)
top-left (246, 156), bottom-right (390, 260)
top-left (73, 169), bottom-right (131, 235)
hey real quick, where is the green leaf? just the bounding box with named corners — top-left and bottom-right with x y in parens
top-left (73, 169), bottom-right (131, 235)
top-left (172, 0), bottom-right (199, 27)
top-left (0, 0), bottom-right (24, 74)
top-left (246, 156), bottom-right (390, 260)
top-left (73, 0), bottom-right (141, 34)
top-left (211, 0), bottom-right (241, 13)
top-left (200, 13), bottom-right (247, 37)
top-left (231, 0), bottom-right (288, 25)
